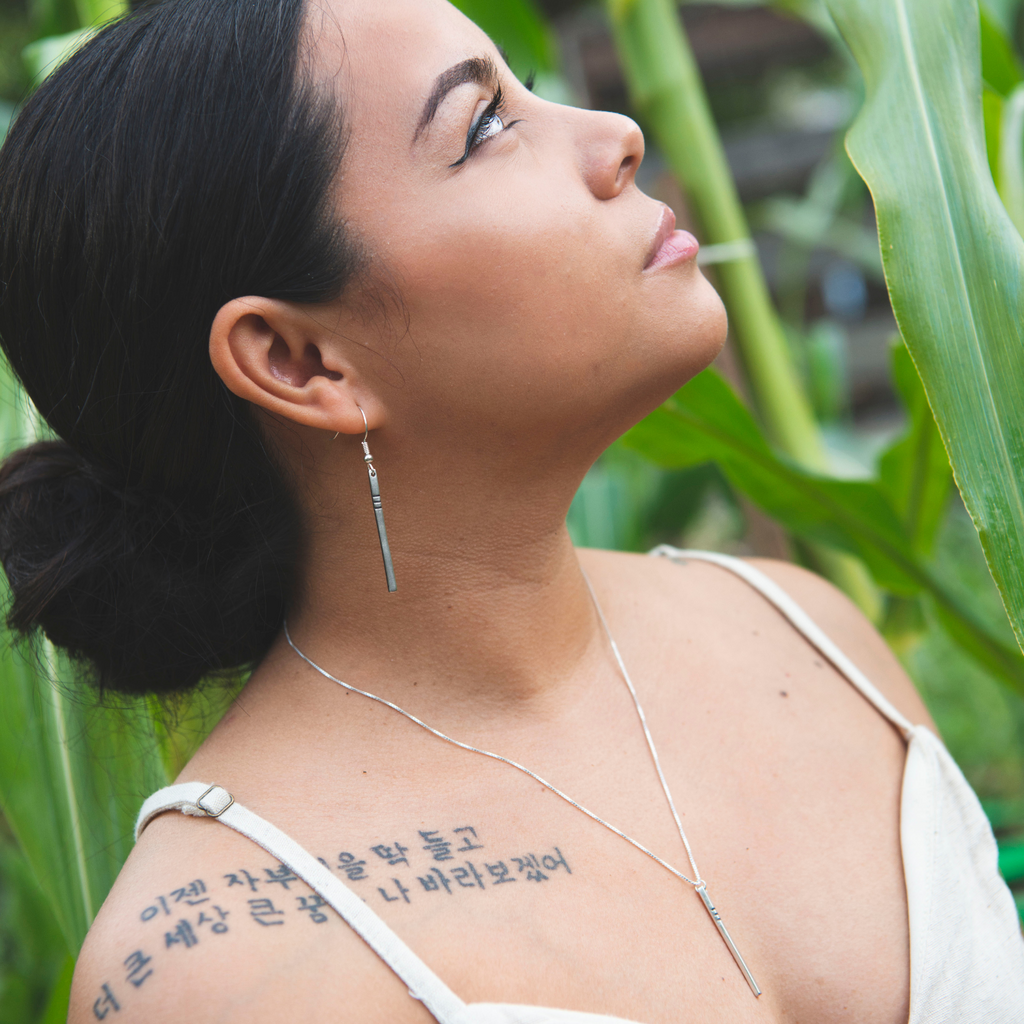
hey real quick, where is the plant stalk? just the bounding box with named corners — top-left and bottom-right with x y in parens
top-left (608, 0), bottom-right (821, 462)
top-left (607, 0), bottom-right (880, 617)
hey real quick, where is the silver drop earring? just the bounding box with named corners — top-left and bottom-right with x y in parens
top-left (358, 406), bottom-right (397, 593)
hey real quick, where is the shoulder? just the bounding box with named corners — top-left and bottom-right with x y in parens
top-left (577, 547), bottom-right (935, 731)
top-left (68, 811), bottom-right (409, 1024)
top-left (742, 557), bottom-right (935, 730)
top-left (68, 814), bottom-right (264, 1023)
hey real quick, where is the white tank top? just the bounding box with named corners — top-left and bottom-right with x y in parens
top-left (136, 549), bottom-right (1024, 1023)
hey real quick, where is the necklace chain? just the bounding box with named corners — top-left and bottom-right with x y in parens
top-left (282, 568), bottom-right (761, 997)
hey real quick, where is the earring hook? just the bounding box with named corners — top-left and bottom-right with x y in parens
top-left (333, 406), bottom-right (370, 442)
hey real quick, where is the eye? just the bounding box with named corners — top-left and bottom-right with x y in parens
top-left (450, 86), bottom-right (514, 168)
top-left (473, 108), bottom-right (505, 146)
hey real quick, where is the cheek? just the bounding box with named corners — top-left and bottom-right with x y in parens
top-left (387, 202), bottom-right (640, 390)
top-left (349, 166), bottom-right (727, 433)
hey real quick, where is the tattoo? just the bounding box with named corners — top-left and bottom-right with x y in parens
top-left (92, 983), bottom-right (120, 1019)
top-left (296, 894), bottom-right (330, 922)
top-left (407, 848), bottom-right (571, 897)
top-left (123, 950), bottom-right (153, 989)
top-left (370, 841), bottom-right (410, 866)
top-left (112, 823), bottom-right (573, 1008)
top-left (224, 869), bottom-right (261, 892)
top-left (420, 830), bottom-right (455, 861)
top-left (377, 877), bottom-right (412, 903)
top-left (263, 864), bottom-right (299, 889)
top-left (451, 862), bottom-right (486, 890)
top-left (196, 906), bottom-right (230, 933)
top-left (248, 897), bottom-right (285, 926)
top-left (336, 851), bottom-right (368, 880)
top-left (139, 878), bottom-right (208, 921)
top-left (454, 826), bottom-right (484, 851)
top-left (512, 849), bottom-right (572, 882)
top-left (164, 920), bottom-right (199, 949)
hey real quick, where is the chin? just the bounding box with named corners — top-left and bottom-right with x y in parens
top-left (598, 313), bottom-right (725, 451)
top-left (648, 276), bottom-right (728, 395)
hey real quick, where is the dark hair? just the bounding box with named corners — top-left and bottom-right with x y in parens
top-left (0, 0), bottom-right (359, 694)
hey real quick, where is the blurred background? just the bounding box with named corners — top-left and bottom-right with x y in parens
top-left (2, 0), bottom-right (1024, 1019)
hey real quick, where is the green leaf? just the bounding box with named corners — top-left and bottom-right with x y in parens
top-left (878, 340), bottom-right (952, 557)
top-left (983, 85), bottom-right (1004, 186)
top-left (981, 3), bottom-right (1023, 96)
top-left (73, 0), bottom-right (126, 29)
top-left (0, 366), bottom-right (167, 954)
top-left (28, 0), bottom-right (81, 42)
top-left (23, 28), bottom-right (94, 84)
top-left (37, 955), bottom-right (74, 1024)
top-left (0, 836), bottom-right (67, 1022)
top-left (822, 0), bottom-right (1024, 668)
top-left (625, 369), bottom-right (1024, 690)
top-left (999, 83), bottom-right (1024, 234)
top-left (625, 369), bottom-right (919, 592)
top-left (0, 103), bottom-right (14, 148)
top-left (449, 0), bottom-right (556, 77)
top-left (0, 643), bottom-right (168, 953)
top-left (982, 0), bottom-right (1024, 35)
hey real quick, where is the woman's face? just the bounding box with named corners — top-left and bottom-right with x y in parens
top-left (313, 0), bottom-right (727, 456)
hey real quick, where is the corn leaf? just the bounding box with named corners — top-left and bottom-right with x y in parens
top-left (38, 955), bottom-right (75, 1024)
top-left (73, 0), bottom-right (126, 29)
top-left (624, 368), bottom-right (1024, 690)
top-left (22, 29), bottom-right (95, 84)
top-left (998, 84), bottom-right (1024, 233)
top-left (626, 370), bottom-right (918, 590)
top-left (981, 3), bottom-right (1024, 96)
top-left (0, 640), bottom-right (167, 954)
top-left (821, 0), bottom-right (1024, 664)
top-left (978, 6), bottom-right (1024, 234)
top-left (28, 0), bottom-right (81, 42)
top-left (984, 85), bottom-right (1004, 184)
top-left (449, 0), bottom-right (556, 77)
top-left (0, 370), bottom-right (166, 954)
top-left (877, 341), bottom-right (952, 558)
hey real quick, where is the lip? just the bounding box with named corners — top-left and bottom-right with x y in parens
top-left (643, 205), bottom-right (700, 271)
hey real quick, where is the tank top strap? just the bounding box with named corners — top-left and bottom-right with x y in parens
top-left (649, 546), bottom-right (915, 739)
top-left (135, 783), bottom-right (467, 1024)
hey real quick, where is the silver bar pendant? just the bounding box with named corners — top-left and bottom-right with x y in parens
top-left (368, 466), bottom-right (397, 592)
top-left (696, 884), bottom-right (761, 997)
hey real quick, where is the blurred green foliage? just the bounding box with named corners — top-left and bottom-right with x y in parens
top-left (1, 0), bottom-right (1024, 1019)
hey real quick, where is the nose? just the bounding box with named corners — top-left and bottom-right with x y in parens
top-left (577, 109), bottom-right (645, 201)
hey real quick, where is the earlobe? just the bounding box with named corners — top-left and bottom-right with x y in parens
top-left (208, 296), bottom-right (359, 433)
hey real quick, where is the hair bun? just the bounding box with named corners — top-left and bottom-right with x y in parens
top-left (0, 0), bottom-right (347, 694)
top-left (0, 441), bottom-right (296, 694)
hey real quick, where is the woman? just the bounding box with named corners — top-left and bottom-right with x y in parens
top-left (0, 0), bottom-right (1019, 1021)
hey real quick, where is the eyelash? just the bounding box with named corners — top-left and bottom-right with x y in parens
top-left (450, 73), bottom-right (535, 169)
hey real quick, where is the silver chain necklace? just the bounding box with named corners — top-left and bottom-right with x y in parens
top-left (283, 572), bottom-right (761, 997)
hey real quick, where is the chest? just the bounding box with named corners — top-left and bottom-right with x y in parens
top-left (189, 683), bottom-right (909, 1024)
top-left (175, 575), bottom-right (911, 1024)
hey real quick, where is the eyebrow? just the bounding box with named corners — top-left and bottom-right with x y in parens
top-left (414, 56), bottom-right (500, 142)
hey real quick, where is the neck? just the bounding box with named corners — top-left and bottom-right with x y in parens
top-left (278, 433), bottom-right (605, 717)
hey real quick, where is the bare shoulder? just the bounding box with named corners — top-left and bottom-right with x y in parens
top-left (577, 546), bottom-right (935, 731)
top-left (68, 814), bottom-right (269, 1023)
top-left (743, 556), bottom-right (935, 730)
top-left (68, 812), bottom-right (414, 1024)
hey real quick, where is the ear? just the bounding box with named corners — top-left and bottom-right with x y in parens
top-left (209, 296), bottom-right (377, 436)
